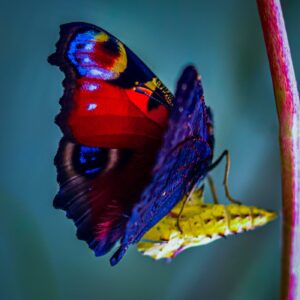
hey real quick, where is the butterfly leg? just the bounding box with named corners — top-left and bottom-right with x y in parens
top-left (222, 151), bottom-right (241, 205)
top-left (206, 175), bottom-right (219, 204)
top-left (176, 197), bottom-right (189, 233)
top-left (209, 150), bottom-right (241, 205)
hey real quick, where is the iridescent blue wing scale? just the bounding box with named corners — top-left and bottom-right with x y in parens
top-left (110, 66), bottom-right (214, 265)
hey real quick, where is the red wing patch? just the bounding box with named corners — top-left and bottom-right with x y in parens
top-left (49, 22), bottom-right (173, 149)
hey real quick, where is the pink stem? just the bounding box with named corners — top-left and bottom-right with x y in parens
top-left (257, 0), bottom-right (300, 299)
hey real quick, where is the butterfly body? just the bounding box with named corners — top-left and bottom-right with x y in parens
top-left (49, 22), bottom-right (214, 265)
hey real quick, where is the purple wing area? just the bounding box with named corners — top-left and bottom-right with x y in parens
top-left (110, 66), bottom-right (215, 265)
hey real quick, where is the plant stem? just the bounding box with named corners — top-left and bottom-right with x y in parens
top-left (256, 0), bottom-right (300, 299)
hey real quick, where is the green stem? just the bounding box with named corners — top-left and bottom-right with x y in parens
top-left (257, 0), bottom-right (300, 299)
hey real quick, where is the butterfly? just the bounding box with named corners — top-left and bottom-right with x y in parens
top-left (49, 22), bottom-right (214, 265)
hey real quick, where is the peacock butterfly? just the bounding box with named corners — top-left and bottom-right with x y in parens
top-left (48, 22), bottom-right (214, 265)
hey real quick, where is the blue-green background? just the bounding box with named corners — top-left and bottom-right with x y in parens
top-left (1, 0), bottom-right (299, 299)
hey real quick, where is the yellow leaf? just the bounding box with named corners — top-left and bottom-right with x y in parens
top-left (137, 189), bottom-right (276, 260)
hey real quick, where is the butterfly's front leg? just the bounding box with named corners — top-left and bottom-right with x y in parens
top-left (206, 175), bottom-right (219, 204)
top-left (208, 150), bottom-right (241, 205)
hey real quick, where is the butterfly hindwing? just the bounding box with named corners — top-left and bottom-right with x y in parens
top-left (111, 66), bottom-right (215, 265)
top-left (54, 138), bottom-right (161, 255)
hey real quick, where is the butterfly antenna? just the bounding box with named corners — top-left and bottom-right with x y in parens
top-left (176, 197), bottom-right (188, 233)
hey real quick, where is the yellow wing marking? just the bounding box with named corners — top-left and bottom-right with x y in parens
top-left (94, 32), bottom-right (127, 77)
top-left (136, 77), bottom-right (173, 106)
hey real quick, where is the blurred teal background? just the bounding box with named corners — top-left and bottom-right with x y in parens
top-left (1, 0), bottom-right (299, 299)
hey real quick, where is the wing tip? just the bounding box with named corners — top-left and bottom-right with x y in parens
top-left (48, 22), bottom-right (89, 67)
top-left (110, 246), bottom-right (127, 266)
top-left (180, 65), bottom-right (199, 79)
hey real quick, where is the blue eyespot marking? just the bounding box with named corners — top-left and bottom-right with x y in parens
top-left (68, 31), bottom-right (96, 76)
top-left (84, 43), bottom-right (94, 51)
top-left (67, 30), bottom-right (118, 80)
top-left (85, 168), bottom-right (101, 174)
top-left (74, 145), bottom-right (109, 177)
top-left (83, 57), bottom-right (92, 64)
top-left (89, 68), bottom-right (114, 79)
